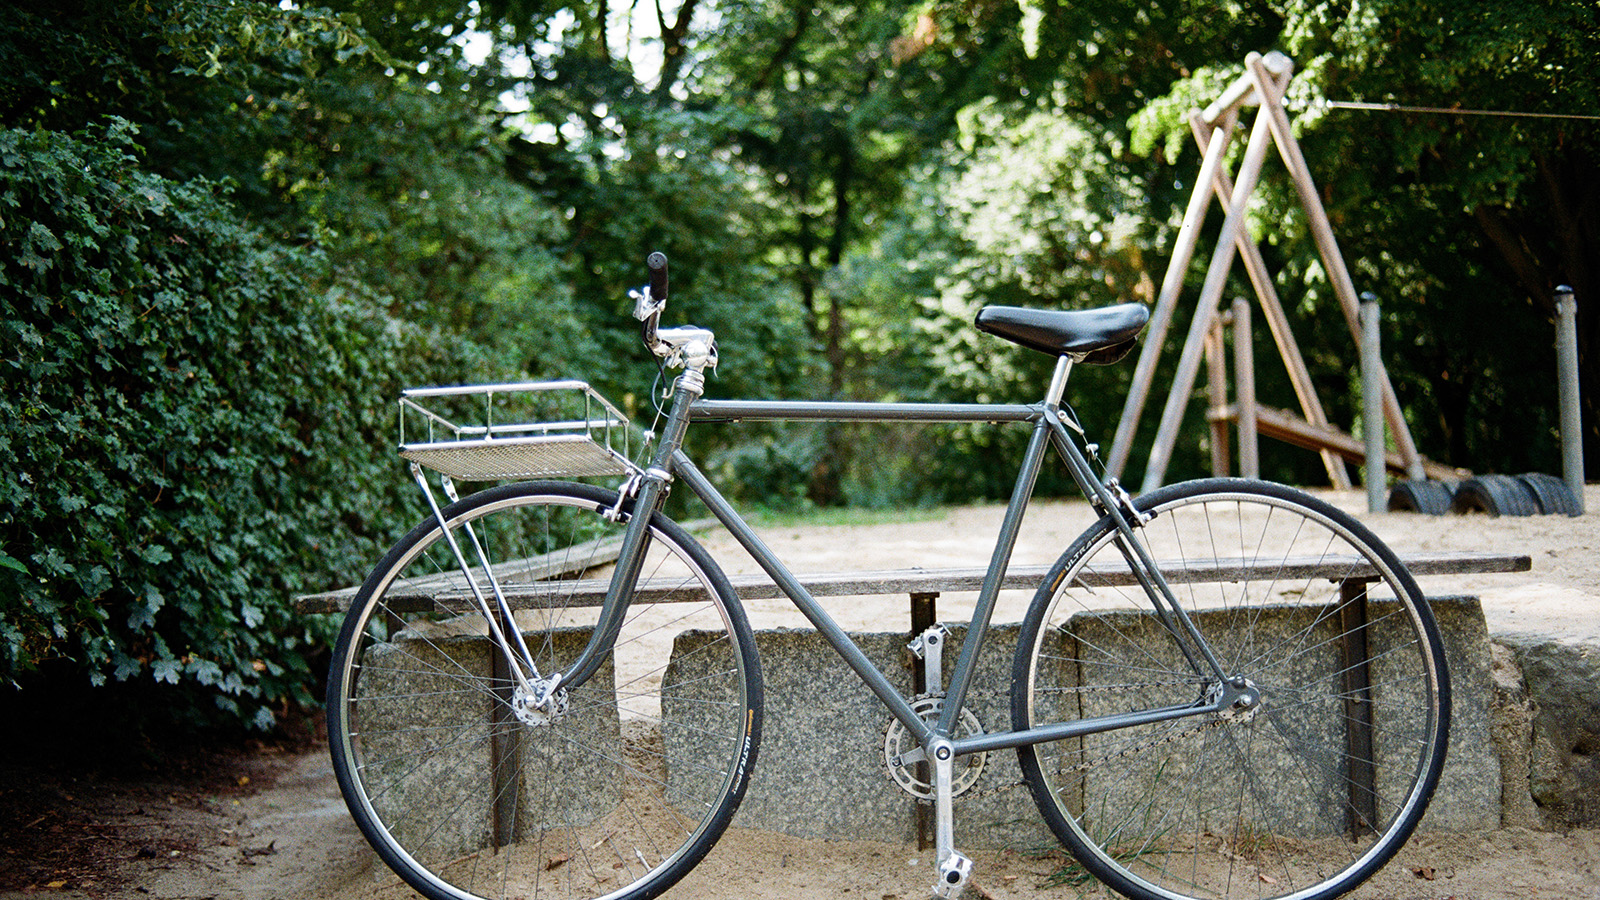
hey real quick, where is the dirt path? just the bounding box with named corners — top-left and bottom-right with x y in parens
top-left (6, 487), bottom-right (1600, 899)
top-left (14, 739), bottom-right (1600, 900)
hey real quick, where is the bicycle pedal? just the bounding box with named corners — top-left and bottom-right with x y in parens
top-left (932, 851), bottom-right (973, 899)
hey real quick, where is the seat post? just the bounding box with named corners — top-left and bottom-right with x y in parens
top-left (1045, 355), bottom-right (1074, 407)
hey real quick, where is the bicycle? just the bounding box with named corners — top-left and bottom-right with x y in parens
top-left (326, 252), bottom-right (1449, 900)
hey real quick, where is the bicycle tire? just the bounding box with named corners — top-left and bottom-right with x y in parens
top-left (327, 481), bottom-right (762, 900)
top-left (1012, 478), bottom-right (1448, 900)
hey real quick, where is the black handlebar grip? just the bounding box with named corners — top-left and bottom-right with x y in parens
top-left (647, 251), bottom-right (668, 302)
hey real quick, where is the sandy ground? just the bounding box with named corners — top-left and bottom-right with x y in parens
top-left (7, 485), bottom-right (1600, 900)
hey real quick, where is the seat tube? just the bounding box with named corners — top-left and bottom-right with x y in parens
top-left (1044, 355), bottom-right (1074, 408)
top-left (936, 359), bottom-right (1068, 733)
top-left (937, 414), bottom-right (1052, 733)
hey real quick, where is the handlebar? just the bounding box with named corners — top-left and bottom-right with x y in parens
top-left (647, 251), bottom-right (668, 303)
top-left (634, 251), bottom-right (668, 351)
top-left (632, 251), bottom-right (718, 372)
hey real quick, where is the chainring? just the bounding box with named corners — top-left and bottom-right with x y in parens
top-left (882, 693), bottom-right (987, 801)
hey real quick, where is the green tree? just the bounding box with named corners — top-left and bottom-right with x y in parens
top-left (0, 121), bottom-right (483, 729)
top-left (888, 0), bottom-right (1598, 484)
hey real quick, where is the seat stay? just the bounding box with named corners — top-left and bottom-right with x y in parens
top-left (1043, 413), bottom-right (1232, 684)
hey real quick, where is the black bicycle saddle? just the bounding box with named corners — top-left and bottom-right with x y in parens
top-left (974, 303), bottom-right (1151, 365)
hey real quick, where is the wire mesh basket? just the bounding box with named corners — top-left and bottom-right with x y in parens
top-left (398, 381), bottom-right (637, 481)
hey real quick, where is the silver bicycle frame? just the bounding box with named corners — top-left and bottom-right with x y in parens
top-left (556, 355), bottom-right (1233, 755)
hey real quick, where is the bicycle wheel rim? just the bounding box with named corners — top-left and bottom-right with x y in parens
top-left (1014, 479), bottom-right (1448, 900)
top-left (327, 481), bottom-right (761, 900)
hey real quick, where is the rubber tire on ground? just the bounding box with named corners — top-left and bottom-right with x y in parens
top-left (1514, 472), bottom-right (1581, 516)
top-left (1012, 478), bottom-right (1449, 900)
top-left (327, 481), bottom-right (763, 900)
top-left (1387, 479), bottom-right (1455, 515)
top-left (1450, 474), bottom-right (1540, 517)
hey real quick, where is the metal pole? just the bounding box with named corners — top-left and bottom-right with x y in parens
top-left (1556, 285), bottom-right (1585, 514)
top-left (1360, 294), bottom-right (1385, 512)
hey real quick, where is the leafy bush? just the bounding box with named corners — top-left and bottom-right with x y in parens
top-left (0, 121), bottom-right (483, 729)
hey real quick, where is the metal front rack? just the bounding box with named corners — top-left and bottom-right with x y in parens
top-left (398, 380), bottom-right (637, 481)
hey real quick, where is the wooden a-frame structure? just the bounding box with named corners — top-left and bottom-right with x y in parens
top-left (1106, 51), bottom-right (1433, 492)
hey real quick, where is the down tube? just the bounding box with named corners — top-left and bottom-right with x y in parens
top-left (670, 449), bottom-right (930, 739)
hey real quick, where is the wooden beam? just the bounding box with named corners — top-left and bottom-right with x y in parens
top-left (1207, 403), bottom-right (1463, 482)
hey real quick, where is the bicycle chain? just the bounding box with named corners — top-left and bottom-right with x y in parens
top-left (885, 680), bottom-right (1226, 804)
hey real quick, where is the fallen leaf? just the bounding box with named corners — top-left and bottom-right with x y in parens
top-left (1257, 873), bottom-right (1278, 885)
top-left (1412, 865), bottom-right (1436, 881)
top-left (46, 880), bottom-right (68, 889)
top-left (545, 853), bottom-right (569, 871)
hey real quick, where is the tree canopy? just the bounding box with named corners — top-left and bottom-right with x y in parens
top-left (1, 0), bottom-right (1595, 730)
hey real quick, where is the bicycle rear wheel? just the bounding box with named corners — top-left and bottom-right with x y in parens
top-left (1012, 479), bottom-right (1448, 900)
top-left (328, 481), bottom-right (762, 900)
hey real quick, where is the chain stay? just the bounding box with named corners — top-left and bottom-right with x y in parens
top-left (880, 676), bottom-right (1227, 803)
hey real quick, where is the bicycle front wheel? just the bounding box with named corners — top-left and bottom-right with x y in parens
top-left (327, 481), bottom-right (762, 900)
top-left (1012, 479), bottom-right (1448, 900)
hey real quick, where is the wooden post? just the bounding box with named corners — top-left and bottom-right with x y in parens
top-left (1109, 114), bottom-right (1239, 480)
top-left (910, 591), bottom-right (938, 849)
top-left (1232, 298), bottom-right (1260, 479)
top-left (1338, 578), bottom-right (1378, 835)
top-left (1206, 313), bottom-right (1232, 477)
top-left (1187, 113), bottom-right (1350, 488)
top-left (489, 606), bottom-right (523, 848)
top-left (1141, 96), bottom-right (1280, 492)
top-left (1247, 53), bottom-right (1423, 481)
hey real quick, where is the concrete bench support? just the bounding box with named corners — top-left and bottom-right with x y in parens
top-left (673, 596), bottom-right (1498, 848)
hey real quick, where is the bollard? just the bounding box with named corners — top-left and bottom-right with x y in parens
top-left (1555, 286), bottom-right (1585, 514)
top-left (1360, 294), bottom-right (1385, 513)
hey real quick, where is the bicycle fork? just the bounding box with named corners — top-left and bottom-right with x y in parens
top-left (410, 463), bottom-right (563, 723)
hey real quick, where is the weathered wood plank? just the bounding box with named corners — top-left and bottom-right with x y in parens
top-left (294, 550), bottom-right (1529, 615)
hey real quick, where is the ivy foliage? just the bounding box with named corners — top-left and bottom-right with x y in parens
top-left (0, 121), bottom-right (481, 728)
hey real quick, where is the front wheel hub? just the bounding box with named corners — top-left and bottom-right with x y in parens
top-left (511, 678), bottom-right (568, 727)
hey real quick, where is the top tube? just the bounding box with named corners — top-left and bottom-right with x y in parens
top-left (689, 399), bottom-right (1041, 424)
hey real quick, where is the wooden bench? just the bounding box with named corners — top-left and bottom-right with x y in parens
top-left (301, 549), bottom-right (1529, 847)
top-left (296, 550), bottom-right (1532, 626)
